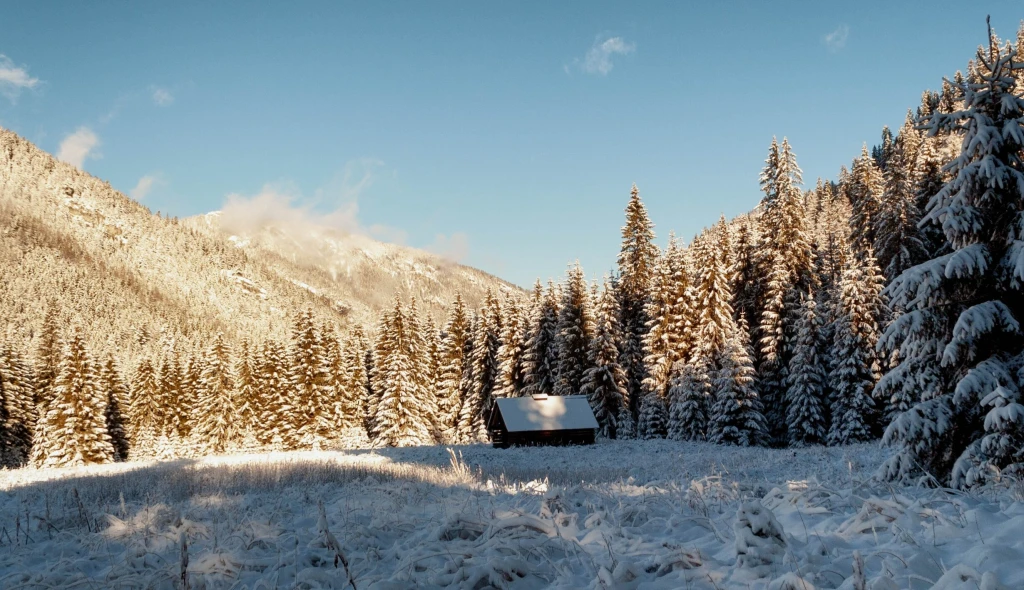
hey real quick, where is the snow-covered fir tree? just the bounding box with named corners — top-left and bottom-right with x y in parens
top-left (157, 338), bottom-right (183, 441)
top-left (128, 356), bottom-right (161, 456)
top-left (457, 291), bottom-right (502, 442)
top-left (880, 31), bottom-right (1024, 487)
top-left (178, 352), bottom-right (201, 441)
top-left (407, 297), bottom-right (438, 441)
top-left (435, 294), bottom-right (472, 442)
top-left (495, 294), bottom-right (528, 399)
top-left (0, 337), bottom-right (36, 467)
top-left (423, 313), bottom-right (441, 407)
top-left (912, 118), bottom-right (952, 258)
top-left (874, 131), bottom-right (928, 281)
top-left (670, 221), bottom-right (738, 442)
top-left (339, 328), bottom-right (368, 430)
top-left (641, 236), bottom-right (692, 406)
top-left (848, 145), bottom-right (885, 257)
top-left (33, 301), bottom-right (61, 404)
top-left (828, 253), bottom-right (885, 446)
top-left (581, 278), bottom-right (630, 438)
top-left (755, 138), bottom-right (810, 445)
top-left (288, 309), bottom-right (330, 446)
top-left (731, 218), bottom-right (761, 329)
top-left (234, 338), bottom-right (261, 446)
top-left (554, 263), bottom-right (594, 398)
top-left (667, 362), bottom-right (710, 441)
top-left (196, 333), bottom-right (236, 454)
top-left (785, 294), bottom-right (828, 446)
top-left (708, 316), bottom-right (767, 446)
top-left (99, 354), bottom-right (129, 462)
top-left (636, 385), bottom-right (668, 439)
top-left (30, 327), bottom-right (113, 467)
top-left (617, 184), bottom-right (659, 419)
top-left (257, 339), bottom-right (294, 449)
top-left (522, 281), bottom-right (560, 396)
top-left (373, 297), bottom-right (433, 447)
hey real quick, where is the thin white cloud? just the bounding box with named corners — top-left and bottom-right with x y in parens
top-left (57, 127), bottom-right (100, 169)
top-left (426, 232), bottom-right (469, 263)
top-left (130, 175), bottom-right (158, 200)
top-left (824, 25), bottom-right (849, 52)
top-left (150, 86), bottom-right (174, 106)
top-left (220, 159), bottom-right (406, 244)
top-left (0, 54), bottom-right (40, 102)
top-left (577, 35), bottom-right (636, 76)
top-left (219, 160), bottom-right (468, 257)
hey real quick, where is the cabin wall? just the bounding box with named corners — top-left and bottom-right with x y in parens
top-left (492, 428), bottom-right (595, 449)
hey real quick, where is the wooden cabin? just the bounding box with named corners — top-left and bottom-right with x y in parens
top-left (487, 394), bottom-right (599, 448)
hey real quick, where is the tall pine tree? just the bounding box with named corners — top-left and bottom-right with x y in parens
top-left (581, 279), bottom-right (630, 438)
top-left (617, 184), bottom-right (659, 419)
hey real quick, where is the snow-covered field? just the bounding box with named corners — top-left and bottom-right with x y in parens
top-left (0, 440), bottom-right (1021, 589)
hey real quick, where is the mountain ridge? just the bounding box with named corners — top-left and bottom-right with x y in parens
top-left (0, 127), bottom-right (520, 364)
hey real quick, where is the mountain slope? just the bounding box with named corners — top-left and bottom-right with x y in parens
top-left (0, 127), bottom-right (519, 363)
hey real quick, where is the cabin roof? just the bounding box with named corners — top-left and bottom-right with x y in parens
top-left (491, 395), bottom-right (599, 433)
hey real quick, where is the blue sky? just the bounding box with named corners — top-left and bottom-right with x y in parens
top-left (0, 2), bottom-right (1020, 288)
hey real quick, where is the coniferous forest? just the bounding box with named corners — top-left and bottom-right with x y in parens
top-left (2, 24), bottom-right (1024, 491)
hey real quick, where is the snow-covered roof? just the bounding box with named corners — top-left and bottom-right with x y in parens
top-left (492, 395), bottom-right (599, 433)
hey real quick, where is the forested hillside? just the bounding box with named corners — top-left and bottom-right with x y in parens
top-left (0, 127), bottom-right (518, 365)
top-left (2, 24), bottom-right (1022, 490)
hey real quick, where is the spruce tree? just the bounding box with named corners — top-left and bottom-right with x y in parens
top-left (407, 297), bottom-right (438, 440)
top-left (848, 145), bottom-right (885, 256)
top-left (522, 281), bottom-right (560, 396)
top-left (553, 264), bottom-right (593, 397)
top-left (258, 339), bottom-right (294, 449)
top-left (196, 333), bottom-right (236, 454)
top-left (617, 184), bottom-right (659, 419)
top-left (99, 354), bottom-right (130, 461)
top-left (374, 297), bottom-right (433, 446)
top-left (157, 340), bottom-right (183, 440)
top-left (129, 356), bottom-right (161, 456)
top-left (880, 29), bottom-right (1024, 486)
top-left (785, 294), bottom-right (828, 446)
top-left (34, 301), bottom-right (61, 405)
top-left (636, 387), bottom-right (668, 439)
top-left (234, 338), bottom-right (261, 445)
top-left (341, 329), bottom-right (369, 430)
top-left (641, 236), bottom-right (691, 405)
top-left (828, 255), bottom-right (884, 446)
top-left (288, 309), bottom-right (328, 446)
top-left (581, 279), bottom-right (629, 438)
top-left (755, 138), bottom-right (811, 445)
top-left (423, 313), bottom-right (442, 403)
top-left (457, 292), bottom-right (502, 442)
top-left (672, 221), bottom-right (738, 442)
top-left (178, 352), bottom-right (201, 440)
top-left (31, 328), bottom-right (113, 467)
top-left (758, 251), bottom-right (791, 440)
top-left (875, 133), bottom-right (928, 281)
top-left (0, 337), bottom-right (36, 467)
top-left (708, 316), bottom-right (767, 446)
top-left (731, 218), bottom-right (761, 328)
top-left (912, 125), bottom-right (950, 258)
top-left (495, 294), bottom-right (528, 399)
top-left (667, 361), bottom-right (710, 441)
top-left (436, 294), bottom-right (472, 442)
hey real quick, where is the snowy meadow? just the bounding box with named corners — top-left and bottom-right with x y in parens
top-left (1, 440), bottom-right (1021, 589)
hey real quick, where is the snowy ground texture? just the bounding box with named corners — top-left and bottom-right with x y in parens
top-left (0, 440), bottom-right (1022, 589)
